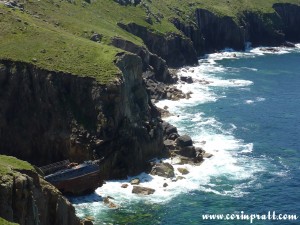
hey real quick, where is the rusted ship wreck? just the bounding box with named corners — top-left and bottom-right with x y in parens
top-left (40, 159), bottom-right (103, 195)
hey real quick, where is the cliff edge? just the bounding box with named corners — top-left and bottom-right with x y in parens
top-left (0, 155), bottom-right (81, 225)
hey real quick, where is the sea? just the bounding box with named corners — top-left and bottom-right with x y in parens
top-left (71, 44), bottom-right (300, 225)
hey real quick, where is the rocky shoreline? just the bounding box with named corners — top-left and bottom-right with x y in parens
top-left (1, 1), bottom-right (300, 224)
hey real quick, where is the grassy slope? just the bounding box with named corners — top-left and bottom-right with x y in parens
top-left (0, 0), bottom-right (300, 83)
top-left (0, 155), bottom-right (34, 176)
top-left (0, 217), bottom-right (18, 225)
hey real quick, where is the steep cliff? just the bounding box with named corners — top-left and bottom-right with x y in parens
top-left (195, 9), bottom-right (245, 53)
top-left (0, 155), bottom-right (81, 225)
top-left (117, 22), bottom-right (198, 68)
top-left (0, 53), bottom-right (164, 179)
top-left (273, 3), bottom-right (300, 42)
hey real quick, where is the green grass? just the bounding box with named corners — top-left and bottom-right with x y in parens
top-left (0, 217), bottom-right (18, 225)
top-left (0, 155), bottom-right (34, 176)
top-left (0, 0), bottom-right (300, 82)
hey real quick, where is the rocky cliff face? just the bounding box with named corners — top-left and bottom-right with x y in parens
top-left (0, 53), bottom-right (164, 179)
top-left (0, 167), bottom-right (80, 225)
top-left (241, 11), bottom-right (284, 46)
top-left (171, 18), bottom-right (205, 55)
top-left (195, 9), bottom-right (245, 53)
top-left (273, 3), bottom-right (300, 42)
top-left (118, 22), bottom-right (198, 68)
top-left (170, 4), bottom-right (300, 55)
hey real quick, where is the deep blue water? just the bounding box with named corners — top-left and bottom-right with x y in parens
top-left (73, 48), bottom-right (300, 224)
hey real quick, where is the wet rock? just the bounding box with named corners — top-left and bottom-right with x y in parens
top-left (177, 168), bottom-right (189, 175)
top-left (130, 178), bottom-right (140, 185)
top-left (150, 162), bottom-right (175, 178)
top-left (180, 76), bottom-right (193, 83)
top-left (132, 186), bottom-right (155, 195)
top-left (176, 135), bottom-right (193, 147)
top-left (179, 146), bottom-right (196, 158)
top-left (121, 184), bottom-right (129, 188)
top-left (168, 133), bottom-right (179, 140)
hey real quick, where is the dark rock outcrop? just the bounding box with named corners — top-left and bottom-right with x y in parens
top-left (195, 9), bottom-right (245, 53)
top-left (111, 37), bottom-right (172, 83)
top-left (0, 167), bottom-right (81, 225)
top-left (273, 3), bottom-right (300, 42)
top-left (241, 11), bottom-right (284, 47)
top-left (176, 135), bottom-right (193, 147)
top-left (171, 5), bottom-right (300, 56)
top-left (171, 17), bottom-right (205, 55)
top-left (117, 22), bottom-right (198, 68)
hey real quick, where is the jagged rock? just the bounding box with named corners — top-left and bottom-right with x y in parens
top-left (176, 135), bottom-right (193, 147)
top-left (164, 139), bottom-right (176, 150)
top-left (177, 168), bottom-right (189, 175)
top-left (163, 183), bottom-right (168, 187)
top-left (117, 22), bottom-right (198, 68)
top-left (180, 76), bottom-right (193, 83)
top-left (121, 184), bottom-right (129, 188)
top-left (163, 123), bottom-right (177, 135)
top-left (0, 159), bottom-right (81, 225)
top-left (179, 146), bottom-right (196, 158)
top-left (132, 186), bottom-right (155, 195)
top-left (130, 178), bottom-right (140, 185)
top-left (150, 162), bottom-right (175, 178)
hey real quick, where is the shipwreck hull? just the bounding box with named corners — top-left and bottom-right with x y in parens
top-left (52, 170), bottom-right (102, 195)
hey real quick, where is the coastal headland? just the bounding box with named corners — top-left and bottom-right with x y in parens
top-left (1, 0), bottom-right (300, 224)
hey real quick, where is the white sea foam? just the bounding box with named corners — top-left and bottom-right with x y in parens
top-left (245, 97), bottom-right (266, 104)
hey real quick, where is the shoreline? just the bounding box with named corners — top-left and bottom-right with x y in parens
top-left (71, 43), bottom-right (300, 222)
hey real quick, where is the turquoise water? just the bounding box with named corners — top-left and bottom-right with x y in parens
top-left (72, 46), bottom-right (300, 224)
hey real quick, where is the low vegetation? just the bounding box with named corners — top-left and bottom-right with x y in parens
top-left (0, 0), bottom-right (299, 83)
top-left (0, 155), bottom-right (34, 176)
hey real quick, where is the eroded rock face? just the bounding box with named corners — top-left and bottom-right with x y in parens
top-left (117, 22), bottom-right (198, 68)
top-left (0, 53), bottom-right (164, 180)
top-left (273, 3), bottom-right (300, 42)
top-left (195, 9), bottom-right (245, 53)
top-left (0, 169), bottom-right (81, 225)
